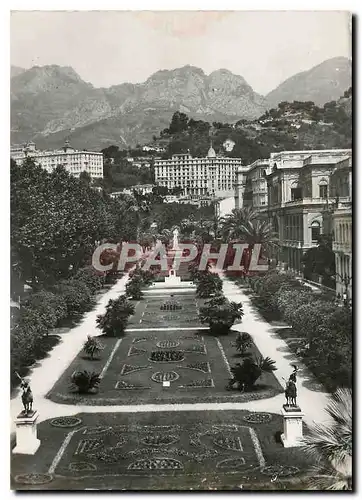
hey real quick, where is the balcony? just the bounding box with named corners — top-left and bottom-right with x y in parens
top-left (282, 196), bottom-right (349, 208)
top-left (280, 240), bottom-right (304, 248)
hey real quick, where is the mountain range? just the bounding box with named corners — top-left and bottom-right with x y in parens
top-left (10, 57), bottom-right (351, 150)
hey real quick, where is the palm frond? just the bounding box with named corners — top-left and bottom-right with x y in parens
top-left (256, 355), bottom-right (277, 371)
top-left (306, 464), bottom-right (352, 491)
top-left (302, 388), bottom-right (352, 489)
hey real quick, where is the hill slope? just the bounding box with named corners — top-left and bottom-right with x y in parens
top-left (11, 64), bottom-right (266, 149)
top-left (266, 57), bottom-right (352, 109)
top-left (11, 65), bottom-right (26, 78)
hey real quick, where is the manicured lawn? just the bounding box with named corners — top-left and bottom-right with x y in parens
top-left (11, 410), bottom-right (314, 491)
top-left (127, 293), bottom-right (202, 328)
top-left (46, 327), bottom-right (283, 405)
top-left (46, 290), bottom-right (283, 405)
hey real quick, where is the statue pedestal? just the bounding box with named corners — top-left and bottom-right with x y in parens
top-left (13, 410), bottom-right (40, 455)
top-left (165, 269), bottom-right (181, 286)
top-left (280, 405), bottom-right (304, 448)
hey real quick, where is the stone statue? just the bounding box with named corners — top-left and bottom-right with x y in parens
top-left (285, 379), bottom-right (297, 406)
top-left (172, 228), bottom-right (179, 250)
top-left (16, 372), bottom-right (34, 415)
top-left (283, 365), bottom-right (299, 407)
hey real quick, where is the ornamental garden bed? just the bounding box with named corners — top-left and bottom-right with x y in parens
top-left (127, 294), bottom-right (203, 328)
top-left (46, 329), bottom-right (283, 406)
top-left (11, 410), bottom-right (314, 491)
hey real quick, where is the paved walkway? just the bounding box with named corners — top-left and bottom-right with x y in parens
top-left (11, 272), bottom-right (332, 437)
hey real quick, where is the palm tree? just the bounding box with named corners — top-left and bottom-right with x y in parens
top-left (229, 355), bottom-right (277, 391)
top-left (302, 388), bottom-right (352, 491)
top-left (220, 207), bottom-right (260, 241)
top-left (180, 216), bottom-right (196, 236)
top-left (226, 218), bottom-right (277, 273)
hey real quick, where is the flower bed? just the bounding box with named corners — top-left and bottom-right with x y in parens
top-left (121, 364), bottom-right (150, 376)
top-left (141, 434), bottom-right (179, 446)
top-left (149, 350), bottom-right (185, 362)
top-left (181, 362), bottom-right (210, 373)
top-left (156, 340), bottom-right (180, 348)
top-left (182, 378), bottom-right (214, 388)
top-left (151, 371), bottom-right (180, 383)
top-left (50, 416), bottom-right (82, 428)
top-left (243, 413), bottom-right (273, 424)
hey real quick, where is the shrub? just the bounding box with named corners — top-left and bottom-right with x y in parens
top-left (96, 295), bottom-right (135, 336)
top-left (233, 332), bottom-right (252, 355)
top-left (199, 294), bottom-right (243, 334)
top-left (287, 301), bottom-right (333, 340)
top-left (258, 272), bottom-right (300, 304)
top-left (276, 287), bottom-right (315, 323)
top-left (125, 276), bottom-right (144, 300)
top-left (130, 267), bottom-right (154, 286)
top-left (189, 261), bottom-right (211, 281)
top-left (244, 270), bottom-right (352, 391)
top-left (83, 335), bottom-right (105, 360)
top-left (70, 370), bottom-right (101, 393)
top-left (196, 272), bottom-right (223, 298)
top-left (229, 356), bottom-right (277, 391)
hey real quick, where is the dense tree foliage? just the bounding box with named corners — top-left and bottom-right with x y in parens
top-left (154, 92), bottom-right (351, 162)
top-left (11, 158), bottom-right (137, 292)
top-left (302, 234), bottom-right (336, 287)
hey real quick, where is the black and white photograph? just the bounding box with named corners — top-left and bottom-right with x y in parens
top-left (9, 8), bottom-right (353, 492)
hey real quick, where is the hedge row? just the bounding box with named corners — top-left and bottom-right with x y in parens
top-left (11, 267), bottom-right (113, 388)
top-left (248, 271), bottom-right (352, 392)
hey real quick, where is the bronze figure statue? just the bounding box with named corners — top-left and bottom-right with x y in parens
top-left (16, 372), bottom-right (34, 415)
top-left (283, 365), bottom-right (299, 407)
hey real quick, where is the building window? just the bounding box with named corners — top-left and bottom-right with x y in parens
top-left (319, 183), bottom-right (328, 199)
top-left (291, 187), bottom-right (302, 201)
top-left (311, 221), bottom-right (321, 242)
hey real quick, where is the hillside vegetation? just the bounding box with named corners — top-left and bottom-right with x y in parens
top-left (150, 90), bottom-right (352, 164)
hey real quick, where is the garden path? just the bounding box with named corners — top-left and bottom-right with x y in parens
top-left (220, 275), bottom-right (332, 426)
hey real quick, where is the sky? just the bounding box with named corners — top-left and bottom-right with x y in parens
top-left (10, 10), bottom-right (351, 95)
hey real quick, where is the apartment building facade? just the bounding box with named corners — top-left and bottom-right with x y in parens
top-left (235, 149), bottom-right (352, 291)
top-left (11, 141), bottom-right (104, 179)
top-left (329, 160), bottom-right (352, 299)
top-left (154, 145), bottom-right (242, 199)
top-left (235, 158), bottom-right (270, 211)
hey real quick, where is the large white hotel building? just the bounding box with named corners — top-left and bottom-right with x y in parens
top-left (154, 144), bottom-right (242, 198)
top-left (10, 141), bottom-right (103, 179)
